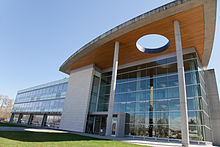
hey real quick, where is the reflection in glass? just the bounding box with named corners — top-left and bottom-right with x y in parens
top-left (85, 52), bottom-right (211, 141)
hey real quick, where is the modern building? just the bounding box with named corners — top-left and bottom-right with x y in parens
top-left (10, 78), bottom-right (68, 128)
top-left (10, 0), bottom-right (220, 146)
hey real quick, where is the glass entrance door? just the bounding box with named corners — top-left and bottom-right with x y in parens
top-left (86, 115), bottom-right (107, 135)
top-left (112, 117), bottom-right (117, 136)
top-left (94, 116), bottom-right (101, 134)
top-left (112, 122), bottom-right (116, 136)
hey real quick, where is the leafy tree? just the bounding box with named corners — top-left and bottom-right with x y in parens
top-left (0, 95), bottom-right (13, 121)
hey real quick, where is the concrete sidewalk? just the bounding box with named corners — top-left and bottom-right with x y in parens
top-left (0, 127), bottom-right (66, 133)
top-left (66, 131), bottom-right (215, 147)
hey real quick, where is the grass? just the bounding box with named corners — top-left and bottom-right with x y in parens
top-left (0, 131), bottom-right (147, 147)
top-left (0, 122), bottom-right (34, 128)
top-left (0, 122), bottom-right (27, 128)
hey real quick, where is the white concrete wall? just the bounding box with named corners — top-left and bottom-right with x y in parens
top-left (60, 65), bottom-right (94, 132)
top-left (205, 69), bottom-right (220, 146)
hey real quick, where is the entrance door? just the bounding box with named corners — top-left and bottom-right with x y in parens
top-left (88, 115), bottom-right (107, 135)
top-left (112, 117), bottom-right (117, 136)
top-left (94, 116), bottom-right (101, 134)
top-left (112, 122), bottom-right (117, 136)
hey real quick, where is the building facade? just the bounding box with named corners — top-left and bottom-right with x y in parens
top-left (10, 0), bottom-right (220, 146)
top-left (10, 78), bottom-right (68, 128)
top-left (85, 51), bottom-right (212, 141)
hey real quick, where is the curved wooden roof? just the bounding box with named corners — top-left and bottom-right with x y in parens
top-left (60, 0), bottom-right (216, 74)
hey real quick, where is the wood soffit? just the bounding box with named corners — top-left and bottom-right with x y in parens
top-left (67, 6), bottom-right (204, 73)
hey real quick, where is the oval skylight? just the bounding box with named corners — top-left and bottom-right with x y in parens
top-left (136, 34), bottom-right (170, 54)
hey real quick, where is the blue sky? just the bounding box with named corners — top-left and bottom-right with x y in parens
top-left (0, 0), bottom-right (219, 100)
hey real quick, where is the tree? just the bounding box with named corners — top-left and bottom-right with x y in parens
top-left (0, 95), bottom-right (13, 121)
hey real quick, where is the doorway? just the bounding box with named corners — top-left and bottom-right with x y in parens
top-left (111, 116), bottom-right (117, 136)
top-left (86, 115), bottom-right (107, 135)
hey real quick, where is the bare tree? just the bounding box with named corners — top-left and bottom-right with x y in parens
top-left (0, 95), bottom-right (13, 121)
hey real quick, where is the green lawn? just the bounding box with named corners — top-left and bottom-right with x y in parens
top-left (0, 131), bottom-right (147, 147)
top-left (0, 122), bottom-right (25, 127)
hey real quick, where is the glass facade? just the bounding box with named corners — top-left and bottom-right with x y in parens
top-left (32, 115), bottom-right (43, 126)
top-left (86, 52), bottom-right (211, 141)
top-left (21, 115), bottom-right (29, 124)
top-left (12, 114), bottom-right (19, 123)
top-left (12, 99), bottom-right (65, 113)
top-left (11, 78), bottom-right (68, 128)
top-left (12, 78), bottom-right (68, 113)
top-left (45, 115), bottom-right (61, 128)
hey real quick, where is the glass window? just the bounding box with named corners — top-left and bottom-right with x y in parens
top-left (58, 84), bottom-right (63, 91)
top-left (135, 102), bottom-right (145, 113)
top-left (136, 91), bottom-right (148, 101)
top-left (188, 111), bottom-right (200, 125)
top-left (128, 72), bottom-right (137, 81)
top-left (139, 70), bottom-right (147, 79)
top-left (89, 103), bottom-right (96, 112)
top-left (187, 98), bottom-right (199, 111)
top-left (156, 58), bottom-right (167, 65)
top-left (119, 93), bottom-right (127, 102)
top-left (186, 85), bottom-right (199, 97)
top-left (127, 92), bottom-right (136, 102)
top-left (126, 102), bottom-right (136, 113)
top-left (167, 63), bottom-right (177, 74)
top-left (167, 56), bottom-right (177, 63)
top-left (185, 72), bottom-right (198, 85)
top-left (154, 125), bottom-right (169, 138)
top-left (118, 103), bottom-right (126, 112)
top-left (155, 89), bottom-right (167, 99)
top-left (146, 68), bottom-right (156, 78)
top-left (184, 59), bottom-right (198, 71)
top-left (156, 77), bottom-right (167, 89)
top-left (63, 83), bottom-right (68, 91)
top-left (169, 112), bottom-right (181, 125)
top-left (120, 73), bottom-right (128, 83)
top-left (183, 52), bottom-right (196, 60)
top-left (153, 112), bottom-right (169, 125)
top-left (168, 99), bottom-right (180, 111)
top-left (127, 81), bottom-right (137, 92)
top-left (146, 61), bottom-right (156, 68)
top-left (119, 83), bottom-right (128, 93)
top-left (135, 113), bottom-right (145, 124)
top-left (125, 113), bottom-right (135, 124)
top-left (156, 66), bottom-right (167, 76)
top-left (167, 74), bottom-right (178, 87)
top-left (114, 94), bottom-right (120, 102)
top-left (53, 85), bottom-right (58, 93)
top-left (145, 101), bottom-right (150, 112)
top-left (154, 100), bottom-right (168, 112)
top-left (113, 103), bottom-right (119, 112)
top-left (167, 87), bottom-right (179, 98)
top-left (104, 85), bottom-right (110, 94)
top-left (136, 80), bottom-right (147, 90)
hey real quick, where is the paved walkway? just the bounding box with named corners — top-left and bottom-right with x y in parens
top-left (0, 127), bottom-right (67, 133)
top-left (0, 126), bottom-right (216, 147)
top-left (66, 131), bottom-right (215, 147)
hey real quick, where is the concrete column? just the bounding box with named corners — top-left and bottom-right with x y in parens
top-left (28, 114), bottom-right (33, 125)
top-left (9, 113), bottom-right (14, 123)
top-left (17, 113), bottom-right (23, 124)
top-left (174, 20), bottom-right (190, 147)
top-left (41, 114), bottom-right (47, 127)
top-left (106, 41), bottom-right (119, 136)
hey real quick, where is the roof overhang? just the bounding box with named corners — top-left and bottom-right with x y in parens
top-left (60, 0), bottom-right (217, 74)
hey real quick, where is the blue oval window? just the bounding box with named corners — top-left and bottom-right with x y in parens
top-left (136, 34), bottom-right (170, 54)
